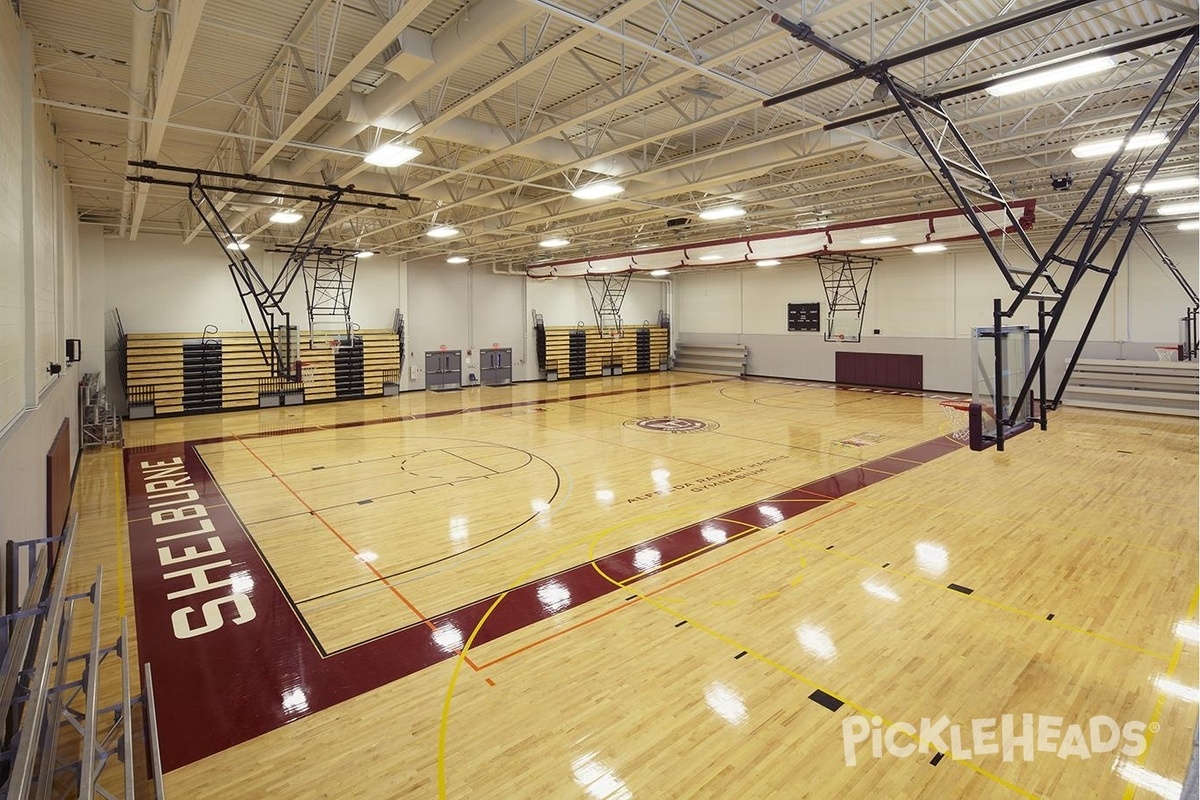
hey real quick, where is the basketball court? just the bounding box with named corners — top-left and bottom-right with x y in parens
top-left (64, 370), bottom-right (1198, 798)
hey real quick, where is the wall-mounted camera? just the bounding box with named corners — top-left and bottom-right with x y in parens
top-left (47, 362), bottom-right (62, 376)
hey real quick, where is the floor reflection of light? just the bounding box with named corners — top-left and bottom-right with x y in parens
top-left (571, 752), bottom-right (632, 800)
top-left (355, 551), bottom-right (378, 563)
top-left (537, 580), bottom-right (572, 613)
top-left (651, 468), bottom-right (670, 485)
top-left (230, 570), bottom-right (254, 594)
top-left (914, 542), bottom-right (949, 576)
top-left (449, 516), bottom-right (469, 542)
top-left (758, 504), bottom-right (784, 524)
top-left (1113, 760), bottom-right (1182, 800)
top-left (432, 624), bottom-right (464, 653)
top-left (701, 524), bottom-right (727, 545)
top-left (595, 489), bottom-right (615, 503)
top-left (633, 548), bottom-right (661, 573)
top-left (1154, 675), bottom-right (1200, 703)
top-left (531, 499), bottom-right (551, 514)
top-left (281, 687), bottom-right (309, 716)
top-left (796, 624), bottom-right (837, 661)
top-left (862, 579), bottom-right (900, 602)
top-left (704, 681), bottom-right (748, 726)
top-left (1174, 619), bottom-right (1200, 644)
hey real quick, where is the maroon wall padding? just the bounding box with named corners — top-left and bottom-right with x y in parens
top-left (46, 417), bottom-right (71, 564)
top-left (835, 352), bottom-right (923, 390)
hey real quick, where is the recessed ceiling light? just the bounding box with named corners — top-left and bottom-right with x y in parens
top-left (1126, 176), bottom-right (1200, 195)
top-left (446, 255), bottom-right (470, 264)
top-left (649, 269), bottom-right (670, 277)
top-left (269, 210), bottom-right (303, 224)
top-left (1177, 220), bottom-right (1200, 231)
top-left (427, 225), bottom-right (460, 239)
top-left (1157, 202), bottom-right (1200, 217)
top-left (860, 235), bottom-right (896, 244)
top-left (1071, 131), bottom-right (1167, 159)
top-left (911, 243), bottom-right (947, 253)
top-left (363, 143), bottom-right (421, 167)
top-left (226, 241), bottom-right (249, 251)
top-left (355, 250), bottom-right (374, 258)
top-left (756, 259), bottom-right (781, 267)
top-left (698, 206), bottom-right (746, 221)
top-left (985, 56), bottom-right (1115, 97)
top-left (539, 237), bottom-right (570, 248)
top-left (571, 182), bottom-right (623, 200)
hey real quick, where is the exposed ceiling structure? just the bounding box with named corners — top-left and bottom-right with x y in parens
top-left (19, 0), bottom-right (1199, 274)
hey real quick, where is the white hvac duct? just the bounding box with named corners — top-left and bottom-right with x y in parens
top-left (283, 0), bottom-right (538, 181)
top-left (118, 0), bottom-right (157, 237)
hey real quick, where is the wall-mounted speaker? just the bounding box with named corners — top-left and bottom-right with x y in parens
top-left (65, 338), bottom-right (81, 363)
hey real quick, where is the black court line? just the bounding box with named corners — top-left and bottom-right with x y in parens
top-left (808, 689), bottom-right (844, 712)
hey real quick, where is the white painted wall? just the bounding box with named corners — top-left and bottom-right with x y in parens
top-left (0, 2), bottom-right (83, 573)
top-left (675, 229), bottom-right (1199, 393)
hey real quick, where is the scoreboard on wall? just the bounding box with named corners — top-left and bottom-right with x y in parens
top-left (788, 302), bottom-right (820, 332)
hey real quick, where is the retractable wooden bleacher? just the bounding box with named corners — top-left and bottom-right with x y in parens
top-left (124, 329), bottom-right (401, 416)
top-left (1060, 358), bottom-right (1199, 417)
top-left (539, 326), bottom-right (668, 380)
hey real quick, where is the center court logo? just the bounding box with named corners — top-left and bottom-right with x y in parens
top-left (841, 714), bottom-right (1148, 766)
top-left (624, 416), bottom-right (718, 433)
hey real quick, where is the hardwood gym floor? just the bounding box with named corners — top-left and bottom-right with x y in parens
top-left (67, 371), bottom-right (1197, 798)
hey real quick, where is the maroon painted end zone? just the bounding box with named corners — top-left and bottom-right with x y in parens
top-left (126, 435), bottom-right (962, 771)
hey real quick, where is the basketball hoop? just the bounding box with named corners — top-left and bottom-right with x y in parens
top-left (328, 337), bottom-right (342, 357)
top-left (837, 333), bottom-right (845, 342)
top-left (1154, 345), bottom-right (1179, 362)
top-left (939, 399), bottom-right (973, 442)
top-left (298, 362), bottom-right (315, 386)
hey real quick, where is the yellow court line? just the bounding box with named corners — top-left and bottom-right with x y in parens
top-left (1120, 585), bottom-right (1200, 800)
top-left (584, 534), bottom-right (1040, 799)
top-left (112, 447), bottom-right (127, 617)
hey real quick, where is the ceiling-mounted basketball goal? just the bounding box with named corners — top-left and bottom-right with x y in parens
top-left (766, 14), bottom-right (1198, 450)
top-left (127, 161), bottom-right (416, 380)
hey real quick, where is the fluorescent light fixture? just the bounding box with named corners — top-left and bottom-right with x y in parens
top-left (860, 235), bottom-right (896, 244)
top-left (649, 269), bottom-right (670, 277)
top-left (539, 237), bottom-right (570, 248)
top-left (912, 243), bottom-right (947, 253)
top-left (571, 182), bottom-right (623, 200)
top-left (363, 142), bottom-right (421, 167)
top-left (1157, 202), bottom-right (1200, 217)
top-left (1177, 219), bottom-right (1200, 231)
top-left (354, 250), bottom-right (374, 258)
top-left (427, 225), bottom-right (460, 239)
top-left (269, 210), bottom-right (303, 224)
top-left (1126, 176), bottom-right (1200, 195)
top-left (985, 56), bottom-right (1115, 97)
top-left (226, 241), bottom-right (249, 251)
top-left (446, 255), bottom-right (470, 264)
top-left (698, 254), bottom-right (723, 261)
top-left (756, 259), bottom-right (781, 267)
top-left (698, 205), bottom-right (745, 221)
top-left (1071, 131), bottom-right (1167, 159)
